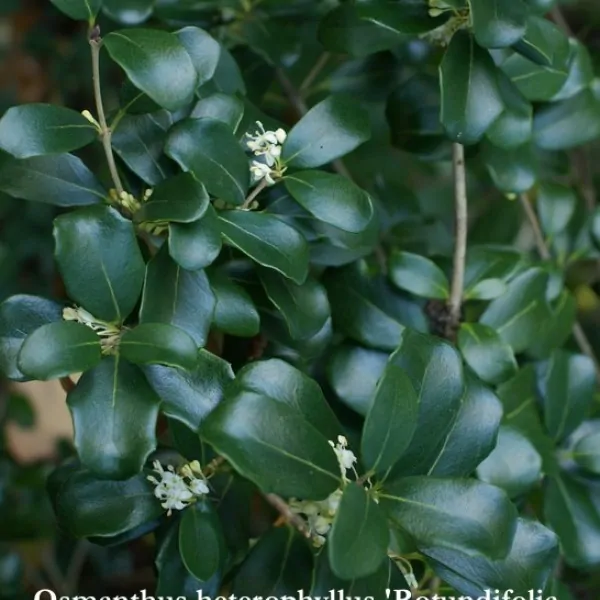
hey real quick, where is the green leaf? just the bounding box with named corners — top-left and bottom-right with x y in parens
top-left (480, 267), bottom-right (550, 353)
top-left (537, 350), bottom-right (595, 442)
top-left (0, 104), bottom-right (96, 159)
top-left (234, 358), bottom-right (342, 441)
top-left (176, 27), bottom-right (221, 88)
top-left (104, 29), bottom-right (197, 111)
top-left (425, 518), bottom-right (558, 596)
top-left (439, 33), bottom-right (504, 144)
top-left (144, 349), bottom-right (234, 431)
top-left (476, 426), bottom-right (542, 498)
top-left (389, 251), bottom-right (449, 299)
top-left (533, 86), bottom-right (600, 150)
top-left (470, 0), bottom-right (527, 48)
top-left (140, 246), bottom-right (215, 347)
top-left (538, 182), bottom-right (577, 236)
top-left (281, 95), bottom-right (370, 168)
top-left (49, 0), bottom-right (101, 21)
top-left (258, 268), bottom-right (330, 340)
top-left (482, 140), bottom-right (538, 194)
top-left (387, 329), bottom-right (465, 476)
top-left (49, 466), bottom-right (163, 539)
top-left (191, 94), bottom-right (244, 132)
top-left (67, 356), bottom-right (160, 479)
top-left (379, 477), bottom-right (517, 559)
top-left (54, 205), bottom-right (145, 323)
top-left (463, 278), bottom-right (507, 301)
top-left (202, 389), bottom-right (340, 499)
top-left (6, 394), bottom-right (35, 428)
top-left (327, 345), bottom-right (388, 418)
top-left (0, 153), bottom-right (105, 206)
top-left (356, 0), bottom-right (448, 35)
top-left (179, 501), bottom-right (226, 582)
top-left (169, 205), bottom-right (222, 271)
top-left (218, 211), bottom-right (309, 284)
top-left (361, 361), bottom-right (418, 474)
top-left (329, 484), bottom-right (389, 580)
top-left (552, 39), bottom-right (594, 102)
top-left (17, 321), bottom-right (101, 381)
top-left (119, 323), bottom-right (197, 370)
top-left (232, 527), bottom-right (313, 595)
top-left (512, 17), bottom-right (570, 69)
top-left (545, 473), bottom-right (600, 568)
top-left (111, 111), bottom-right (175, 186)
top-left (427, 377), bottom-right (503, 477)
top-left (458, 323), bottom-right (518, 385)
top-left (284, 171), bottom-right (373, 234)
top-left (207, 269), bottom-right (259, 337)
top-left (573, 426), bottom-right (600, 475)
top-left (464, 245), bottom-right (524, 291)
top-left (0, 295), bottom-right (63, 381)
top-left (102, 0), bottom-right (154, 25)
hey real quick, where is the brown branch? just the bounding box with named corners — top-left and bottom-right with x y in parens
top-left (263, 493), bottom-right (312, 540)
top-left (299, 52), bottom-right (331, 94)
top-left (60, 377), bottom-right (75, 394)
top-left (242, 178), bottom-right (269, 209)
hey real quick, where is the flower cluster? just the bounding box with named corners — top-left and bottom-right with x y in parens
top-left (245, 121), bottom-right (287, 186)
top-left (147, 460), bottom-right (210, 516)
top-left (289, 435), bottom-right (357, 547)
top-left (108, 188), bottom-right (153, 216)
top-left (62, 306), bottom-right (121, 354)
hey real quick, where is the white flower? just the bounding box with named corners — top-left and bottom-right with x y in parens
top-left (250, 160), bottom-right (276, 185)
top-left (245, 121), bottom-right (287, 189)
top-left (274, 128), bottom-right (287, 144)
top-left (63, 305), bottom-right (122, 354)
top-left (329, 435), bottom-right (357, 479)
top-left (188, 478), bottom-right (210, 496)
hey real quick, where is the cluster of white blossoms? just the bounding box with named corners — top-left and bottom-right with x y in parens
top-left (290, 435), bottom-right (358, 547)
top-left (147, 460), bottom-right (210, 516)
top-left (245, 121), bottom-right (287, 186)
top-left (62, 306), bottom-right (122, 354)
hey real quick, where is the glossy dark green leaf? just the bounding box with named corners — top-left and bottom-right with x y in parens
top-left (202, 389), bottom-right (340, 499)
top-left (119, 323), bottom-right (197, 370)
top-left (0, 153), bottom-right (105, 206)
top-left (481, 140), bottom-right (538, 193)
top-left (327, 345), bottom-right (388, 417)
top-left (552, 39), bottom-right (594, 102)
top-left (387, 329), bottom-right (465, 476)
top-left (512, 16), bottom-right (570, 69)
top-left (458, 323), bottom-right (517, 385)
top-left (219, 211), bottom-right (309, 284)
top-left (538, 182), bottom-right (577, 236)
top-left (439, 33), bottom-right (504, 144)
top-left (176, 27), bottom-right (221, 88)
top-left (426, 518), bottom-right (558, 596)
top-left (281, 95), bottom-right (370, 168)
top-left (537, 350), bottom-right (595, 442)
top-left (361, 361), bottom-right (418, 474)
top-left (67, 357), bottom-right (160, 479)
top-left (49, 465), bottom-right (163, 538)
top-left (545, 473), bottom-right (600, 568)
top-left (427, 377), bottom-right (503, 478)
top-left (234, 358), bottom-right (342, 441)
top-left (285, 171), bottom-right (373, 234)
top-left (169, 205), bottom-right (222, 271)
top-left (259, 268), bottom-right (329, 340)
top-left (111, 111), bottom-right (174, 186)
top-left (533, 86), bottom-right (600, 151)
top-left (464, 278), bottom-right (507, 301)
top-left (470, 0), bottom-right (527, 48)
top-left (464, 245), bottom-right (524, 291)
top-left (179, 501), bottom-right (226, 581)
top-left (54, 205), bottom-right (145, 322)
top-left (140, 247), bottom-right (215, 346)
top-left (389, 251), bottom-right (449, 299)
top-left (329, 484), bottom-right (388, 580)
top-left (0, 295), bottom-right (63, 381)
top-left (17, 321), bottom-right (101, 381)
top-left (50, 0), bottom-right (101, 21)
top-left (207, 269), bottom-right (259, 337)
top-left (0, 104), bottom-right (96, 159)
top-left (144, 349), bottom-right (234, 431)
top-left (191, 94), bottom-right (244, 132)
top-left (480, 267), bottom-right (549, 353)
top-left (356, 0), bottom-right (448, 35)
top-left (102, 0), bottom-right (154, 25)
top-left (233, 527), bottom-right (313, 595)
top-left (379, 476), bottom-right (517, 559)
top-left (166, 118), bottom-right (249, 206)
top-left (476, 426), bottom-right (542, 498)
top-left (573, 427), bottom-right (600, 475)
top-left (104, 29), bottom-right (197, 111)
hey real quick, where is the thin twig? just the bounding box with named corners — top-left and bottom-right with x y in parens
top-left (447, 143), bottom-right (468, 334)
top-left (518, 193), bottom-right (600, 383)
top-left (550, 6), bottom-right (574, 38)
top-left (242, 179), bottom-right (269, 209)
top-left (264, 493), bottom-right (312, 540)
top-left (299, 52), bottom-right (331, 94)
top-left (90, 28), bottom-right (123, 195)
top-left (64, 540), bottom-right (90, 595)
